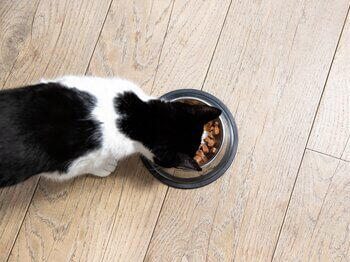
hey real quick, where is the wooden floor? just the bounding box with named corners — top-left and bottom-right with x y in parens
top-left (1, 0), bottom-right (350, 261)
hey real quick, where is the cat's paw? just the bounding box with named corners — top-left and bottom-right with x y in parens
top-left (91, 159), bottom-right (117, 177)
top-left (92, 169), bottom-right (112, 177)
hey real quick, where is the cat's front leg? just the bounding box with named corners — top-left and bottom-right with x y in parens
top-left (91, 159), bottom-right (118, 177)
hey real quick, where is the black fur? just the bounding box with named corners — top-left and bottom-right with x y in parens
top-left (115, 92), bottom-right (221, 171)
top-left (0, 83), bottom-right (101, 187)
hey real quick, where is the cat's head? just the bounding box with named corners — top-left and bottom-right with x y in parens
top-left (116, 92), bottom-right (221, 172)
top-left (149, 101), bottom-right (221, 171)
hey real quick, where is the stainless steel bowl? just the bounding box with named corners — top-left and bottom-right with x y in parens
top-left (141, 89), bottom-right (238, 189)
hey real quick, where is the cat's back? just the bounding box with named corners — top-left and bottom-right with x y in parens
top-left (55, 76), bottom-right (153, 151)
top-left (0, 82), bottom-right (98, 133)
top-left (0, 76), bottom-right (150, 151)
top-left (55, 75), bottom-right (151, 101)
top-left (0, 81), bottom-right (102, 186)
top-left (0, 76), bottom-right (153, 186)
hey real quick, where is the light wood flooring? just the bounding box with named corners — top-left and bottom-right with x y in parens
top-left (1, 0), bottom-right (350, 261)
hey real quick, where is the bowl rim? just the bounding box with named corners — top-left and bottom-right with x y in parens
top-left (141, 89), bottom-right (238, 189)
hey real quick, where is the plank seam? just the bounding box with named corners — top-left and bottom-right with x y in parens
top-left (307, 148), bottom-right (350, 163)
top-left (143, 0), bottom-right (234, 259)
top-left (141, 1), bottom-right (176, 260)
top-left (84, 0), bottom-right (114, 75)
top-left (4, 0), bottom-right (115, 259)
top-left (5, 178), bottom-right (40, 262)
top-left (202, 0), bottom-right (234, 258)
top-left (142, 186), bottom-right (170, 262)
top-left (150, 0), bottom-right (176, 95)
top-left (340, 135), bottom-right (350, 160)
top-left (200, 0), bottom-right (233, 91)
top-left (270, 4), bottom-right (350, 261)
top-left (100, 171), bottom-right (128, 262)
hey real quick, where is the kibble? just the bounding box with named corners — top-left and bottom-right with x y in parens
top-left (201, 144), bottom-right (209, 153)
top-left (214, 126), bottom-right (220, 135)
top-left (194, 120), bottom-right (221, 165)
top-left (204, 137), bottom-right (215, 147)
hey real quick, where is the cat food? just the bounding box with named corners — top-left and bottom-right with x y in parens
top-left (194, 120), bottom-right (220, 165)
top-left (176, 98), bottom-right (222, 167)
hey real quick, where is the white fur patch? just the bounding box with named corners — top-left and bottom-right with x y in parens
top-left (40, 76), bottom-right (154, 180)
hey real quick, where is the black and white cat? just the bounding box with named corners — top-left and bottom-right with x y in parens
top-left (0, 76), bottom-right (221, 187)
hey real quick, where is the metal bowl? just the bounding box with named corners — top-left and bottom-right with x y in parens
top-left (141, 89), bottom-right (238, 189)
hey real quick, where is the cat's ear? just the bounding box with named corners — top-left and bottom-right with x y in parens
top-left (177, 153), bottom-right (202, 171)
top-left (194, 105), bottom-right (222, 123)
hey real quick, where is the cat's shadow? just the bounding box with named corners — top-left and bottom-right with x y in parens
top-left (1, 155), bottom-right (161, 211)
top-left (39, 154), bottom-right (159, 198)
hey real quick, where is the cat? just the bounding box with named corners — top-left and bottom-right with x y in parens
top-left (0, 76), bottom-right (221, 187)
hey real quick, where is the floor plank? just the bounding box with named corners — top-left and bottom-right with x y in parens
top-left (94, 0), bottom-right (232, 260)
top-left (2, 0), bottom-right (112, 89)
top-left (0, 4), bottom-right (41, 260)
top-left (2, 0), bottom-right (349, 260)
top-left (145, 0), bottom-right (349, 261)
top-left (0, 0), bottom-right (39, 88)
top-left (0, 179), bottom-right (38, 262)
top-left (1, 0), bottom-right (113, 261)
top-left (274, 150), bottom-right (350, 261)
top-left (151, 0), bottom-right (231, 92)
top-left (89, 1), bottom-right (173, 260)
top-left (10, 161), bottom-right (161, 262)
top-left (88, 0), bottom-right (174, 89)
top-left (308, 15), bottom-right (350, 161)
top-left (7, 1), bottom-right (174, 261)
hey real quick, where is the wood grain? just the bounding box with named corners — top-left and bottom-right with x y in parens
top-left (0, 178), bottom-right (39, 262)
top-left (151, 0), bottom-right (231, 93)
top-left (2, 0), bottom-right (350, 260)
top-left (343, 139), bottom-right (350, 161)
top-left (88, 0), bottom-right (174, 90)
top-left (145, 0), bottom-right (350, 260)
top-left (2, 0), bottom-right (113, 89)
top-left (10, 160), bottom-right (139, 262)
top-left (274, 150), bottom-right (350, 261)
top-left (9, 157), bottom-right (167, 262)
top-left (0, 2), bottom-right (42, 261)
top-left (8, 1), bottom-right (174, 261)
top-left (93, 0), bottom-right (232, 260)
top-left (139, 1), bottom-right (232, 260)
top-left (308, 15), bottom-right (350, 161)
top-left (0, 0), bottom-right (113, 260)
top-left (0, 0), bottom-right (40, 87)
top-left (90, 2), bottom-right (174, 260)
top-left (99, 159), bottom-right (167, 262)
